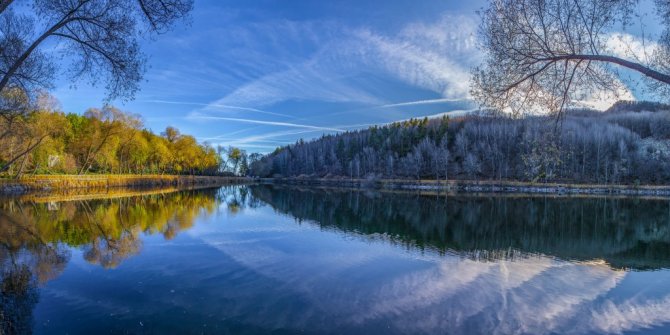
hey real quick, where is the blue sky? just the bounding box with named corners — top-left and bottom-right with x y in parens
top-left (51, 0), bottom-right (659, 153)
top-left (51, 0), bottom-right (484, 152)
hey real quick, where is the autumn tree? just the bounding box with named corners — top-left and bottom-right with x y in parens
top-left (0, 90), bottom-right (68, 175)
top-left (67, 106), bottom-right (140, 174)
top-left (162, 126), bottom-right (181, 143)
top-left (0, 102), bottom-right (222, 176)
top-left (0, 1), bottom-right (194, 175)
top-left (226, 147), bottom-right (244, 175)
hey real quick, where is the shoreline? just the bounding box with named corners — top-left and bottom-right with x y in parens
top-left (258, 177), bottom-right (670, 197)
top-left (0, 174), bottom-right (251, 195)
top-left (4, 175), bottom-right (670, 197)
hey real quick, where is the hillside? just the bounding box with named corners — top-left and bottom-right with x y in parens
top-left (249, 101), bottom-right (670, 185)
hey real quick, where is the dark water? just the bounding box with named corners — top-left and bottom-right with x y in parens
top-left (2, 185), bottom-right (670, 334)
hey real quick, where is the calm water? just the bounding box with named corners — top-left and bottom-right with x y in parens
top-left (2, 185), bottom-right (670, 334)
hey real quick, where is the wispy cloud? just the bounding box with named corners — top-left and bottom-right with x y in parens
top-left (207, 122), bottom-right (379, 149)
top-left (189, 115), bottom-right (346, 132)
top-left (377, 98), bottom-right (470, 108)
top-left (210, 129), bottom-right (327, 149)
top-left (211, 60), bottom-right (386, 108)
top-left (605, 32), bottom-right (659, 64)
top-left (144, 99), bottom-right (294, 118)
top-left (353, 16), bottom-right (479, 100)
top-left (211, 14), bottom-right (481, 109)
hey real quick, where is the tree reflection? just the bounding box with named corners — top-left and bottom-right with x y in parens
top-left (0, 186), bottom-right (237, 333)
top-left (0, 188), bottom-right (229, 270)
top-left (250, 185), bottom-right (670, 270)
top-left (0, 204), bottom-right (70, 334)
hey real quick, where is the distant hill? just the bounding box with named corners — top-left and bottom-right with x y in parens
top-left (250, 102), bottom-right (670, 184)
top-left (605, 100), bottom-right (670, 113)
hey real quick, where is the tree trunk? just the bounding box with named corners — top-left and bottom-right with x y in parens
top-left (14, 152), bottom-right (28, 179)
top-left (0, 136), bottom-right (45, 173)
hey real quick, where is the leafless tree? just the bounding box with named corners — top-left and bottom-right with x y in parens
top-left (472, 0), bottom-right (670, 116)
top-left (0, 0), bottom-right (193, 101)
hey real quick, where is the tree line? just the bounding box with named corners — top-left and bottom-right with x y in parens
top-left (0, 90), bottom-right (229, 176)
top-left (250, 101), bottom-right (670, 185)
top-left (0, 1), bottom-right (209, 178)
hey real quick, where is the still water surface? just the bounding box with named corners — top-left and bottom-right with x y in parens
top-left (2, 185), bottom-right (670, 334)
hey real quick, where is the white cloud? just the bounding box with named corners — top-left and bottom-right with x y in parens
top-left (354, 15), bottom-right (480, 100)
top-left (188, 115), bottom-right (345, 132)
top-left (586, 295), bottom-right (670, 334)
top-left (377, 98), bottom-right (469, 109)
top-left (145, 99), bottom-right (294, 118)
top-left (574, 84), bottom-right (636, 110)
top-left (210, 14), bottom-right (481, 110)
top-left (605, 32), bottom-right (660, 64)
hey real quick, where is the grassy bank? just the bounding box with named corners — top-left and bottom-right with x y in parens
top-left (0, 174), bottom-right (250, 195)
top-left (260, 177), bottom-right (670, 197)
top-left (2, 183), bottom-right (235, 203)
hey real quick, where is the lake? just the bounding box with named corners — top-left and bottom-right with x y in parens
top-left (2, 184), bottom-right (670, 334)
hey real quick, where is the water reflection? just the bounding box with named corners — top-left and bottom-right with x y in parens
top-left (1, 185), bottom-right (670, 334)
top-left (252, 185), bottom-right (670, 270)
top-left (0, 187), bottom-right (234, 334)
top-left (221, 186), bottom-right (670, 334)
top-left (0, 188), bottom-right (227, 268)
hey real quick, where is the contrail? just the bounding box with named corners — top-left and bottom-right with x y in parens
top-left (377, 98), bottom-right (469, 108)
top-left (144, 99), bottom-right (294, 118)
top-left (320, 98), bottom-right (472, 118)
top-left (189, 116), bottom-right (346, 132)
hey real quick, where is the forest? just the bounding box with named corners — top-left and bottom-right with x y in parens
top-left (0, 89), bottom-right (245, 177)
top-left (250, 101), bottom-right (670, 185)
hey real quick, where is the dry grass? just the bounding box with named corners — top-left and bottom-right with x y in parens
top-left (7, 183), bottom-right (228, 204)
top-left (0, 174), bottom-right (250, 194)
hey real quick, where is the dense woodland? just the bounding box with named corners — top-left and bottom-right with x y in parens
top-left (0, 90), bottom-right (249, 177)
top-left (250, 101), bottom-right (670, 185)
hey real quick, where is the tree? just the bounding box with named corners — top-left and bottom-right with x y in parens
top-left (472, 0), bottom-right (670, 116)
top-left (435, 137), bottom-right (450, 181)
top-left (248, 107), bottom-right (669, 184)
top-left (0, 91), bottom-right (68, 175)
top-left (0, 0), bottom-right (193, 100)
top-left (162, 126), bottom-right (181, 143)
top-left (70, 106), bottom-right (139, 174)
top-left (238, 152), bottom-right (249, 176)
top-left (226, 147), bottom-right (243, 175)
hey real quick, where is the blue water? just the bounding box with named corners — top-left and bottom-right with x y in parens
top-left (2, 185), bottom-right (670, 334)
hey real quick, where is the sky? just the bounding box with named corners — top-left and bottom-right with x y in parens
top-left (50, 0), bottom-right (659, 153)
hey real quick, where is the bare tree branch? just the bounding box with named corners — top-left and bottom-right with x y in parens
top-left (0, 0), bottom-right (193, 101)
top-left (472, 0), bottom-right (670, 116)
top-left (0, 0), bottom-right (13, 14)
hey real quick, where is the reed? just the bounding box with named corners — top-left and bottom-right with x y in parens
top-left (0, 174), bottom-right (250, 194)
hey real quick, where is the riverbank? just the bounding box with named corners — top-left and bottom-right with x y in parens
top-left (0, 174), bottom-right (250, 195)
top-left (259, 177), bottom-right (670, 197)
